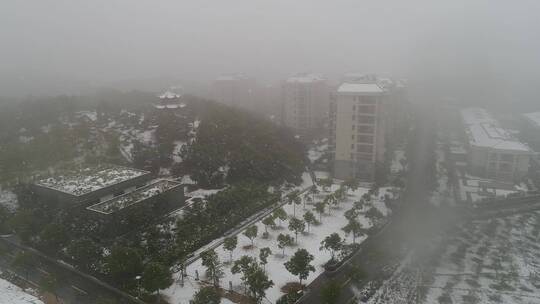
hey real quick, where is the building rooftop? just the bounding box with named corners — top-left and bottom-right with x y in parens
top-left (216, 73), bottom-right (251, 81)
top-left (159, 91), bottom-right (181, 99)
top-left (461, 108), bottom-right (532, 153)
top-left (35, 165), bottom-right (150, 196)
top-left (286, 73), bottom-right (325, 84)
top-left (337, 83), bottom-right (384, 94)
top-left (524, 112), bottom-right (540, 129)
top-left (86, 180), bottom-right (181, 214)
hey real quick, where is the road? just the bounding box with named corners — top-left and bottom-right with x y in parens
top-left (299, 105), bottom-right (447, 304)
top-left (0, 236), bottom-right (144, 304)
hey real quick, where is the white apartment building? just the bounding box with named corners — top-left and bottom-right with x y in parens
top-left (331, 83), bottom-right (386, 181)
top-left (462, 108), bottom-right (536, 181)
top-left (281, 73), bottom-right (329, 133)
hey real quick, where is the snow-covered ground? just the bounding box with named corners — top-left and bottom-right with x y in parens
top-left (420, 212), bottom-right (540, 304)
top-left (0, 276), bottom-right (43, 304)
top-left (0, 187), bottom-right (18, 212)
top-left (458, 174), bottom-right (526, 204)
top-left (163, 182), bottom-right (394, 304)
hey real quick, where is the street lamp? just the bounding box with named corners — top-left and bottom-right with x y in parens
top-left (135, 275), bottom-right (142, 299)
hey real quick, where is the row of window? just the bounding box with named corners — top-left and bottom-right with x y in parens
top-left (352, 96), bottom-right (377, 104)
top-left (352, 104), bottom-right (376, 114)
top-left (352, 124), bottom-right (375, 133)
top-left (350, 143), bottom-right (374, 153)
top-left (351, 134), bottom-right (374, 144)
top-left (350, 153), bottom-right (373, 161)
top-left (352, 115), bottom-right (376, 124)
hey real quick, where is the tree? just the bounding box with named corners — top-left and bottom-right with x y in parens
top-left (247, 266), bottom-right (274, 303)
top-left (232, 256), bottom-right (273, 303)
top-left (303, 211), bottom-right (317, 232)
top-left (273, 207), bottom-right (288, 227)
top-left (320, 233), bottom-right (344, 262)
top-left (277, 233), bottom-right (294, 256)
top-left (67, 237), bottom-right (102, 271)
top-left (319, 178), bottom-right (333, 192)
top-left (342, 218), bottom-right (365, 244)
top-left (201, 249), bottom-right (224, 287)
top-left (262, 216), bottom-right (275, 234)
top-left (323, 195), bottom-right (336, 214)
top-left (287, 191), bottom-right (302, 217)
top-left (284, 249), bottom-right (315, 286)
top-left (303, 193), bottom-right (313, 210)
top-left (259, 247), bottom-right (272, 270)
top-left (105, 246), bottom-right (144, 285)
top-left (232, 256), bottom-right (258, 294)
top-left (366, 207), bottom-right (384, 224)
top-left (320, 280), bottom-right (342, 304)
top-left (192, 286), bottom-right (221, 304)
top-left (141, 262), bottom-right (173, 301)
top-left (223, 236), bottom-right (238, 263)
top-left (308, 185), bottom-right (319, 202)
top-left (39, 223), bottom-right (69, 253)
top-left (344, 208), bottom-right (360, 221)
top-left (243, 225), bottom-right (258, 248)
top-left (288, 218), bottom-right (305, 243)
top-left (315, 201), bottom-right (326, 222)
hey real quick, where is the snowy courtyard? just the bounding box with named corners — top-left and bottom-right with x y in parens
top-left (163, 181), bottom-right (395, 303)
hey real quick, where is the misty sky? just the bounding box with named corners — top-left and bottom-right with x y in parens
top-left (2, 0), bottom-right (540, 105)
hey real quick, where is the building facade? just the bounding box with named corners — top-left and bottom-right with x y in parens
top-left (281, 74), bottom-right (329, 133)
top-left (330, 83), bottom-right (386, 181)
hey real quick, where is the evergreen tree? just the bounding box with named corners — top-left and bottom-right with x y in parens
top-left (284, 249), bottom-right (315, 286)
top-left (223, 236), bottom-right (238, 263)
top-left (288, 218), bottom-right (305, 243)
top-left (320, 233), bottom-right (344, 262)
top-left (303, 211), bottom-right (317, 232)
top-left (141, 262), bottom-right (173, 300)
top-left (243, 225), bottom-right (258, 248)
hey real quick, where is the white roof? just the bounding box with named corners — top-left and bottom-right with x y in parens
top-left (524, 112), bottom-right (540, 128)
top-left (216, 73), bottom-right (250, 81)
top-left (461, 108), bottom-right (532, 153)
top-left (286, 73), bottom-right (325, 83)
top-left (36, 166), bottom-right (150, 196)
top-left (159, 91), bottom-right (181, 99)
top-left (337, 83), bottom-right (383, 94)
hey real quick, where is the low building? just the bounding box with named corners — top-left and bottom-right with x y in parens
top-left (86, 179), bottom-right (184, 219)
top-left (33, 165), bottom-right (153, 209)
top-left (461, 108), bottom-right (536, 181)
top-left (522, 112), bottom-right (540, 151)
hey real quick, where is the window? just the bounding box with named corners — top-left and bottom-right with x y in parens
top-left (352, 125), bottom-right (356, 130)
top-left (359, 96), bottom-right (376, 104)
top-left (357, 144), bottom-right (373, 153)
top-left (357, 153), bottom-right (373, 160)
top-left (351, 134), bottom-right (355, 140)
top-left (357, 115), bottom-right (375, 124)
top-left (357, 135), bottom-right (374, 144)
top-left (500, 154), bottom-right (514, 162)
top-left (351, 143), bottom-right (355, 149)
top-left (352, 115), bottom-right (356, 121)
top-left (357, 125), bottom-right (375, 133)
top-left (352, 105), bottom-right (356, 111)
top-left (358, 105), bottom-right (376, 114)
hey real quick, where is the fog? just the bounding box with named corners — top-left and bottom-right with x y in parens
top-left (2, 0), bottom-right (540, 108)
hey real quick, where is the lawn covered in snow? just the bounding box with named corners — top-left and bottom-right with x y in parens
top-left (0, 276), bottom-right (43, 304)
top-left (163, 181), bottom-right (394, 304)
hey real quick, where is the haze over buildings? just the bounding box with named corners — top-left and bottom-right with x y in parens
top-left (1, 0), bottom-right (540, 110)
